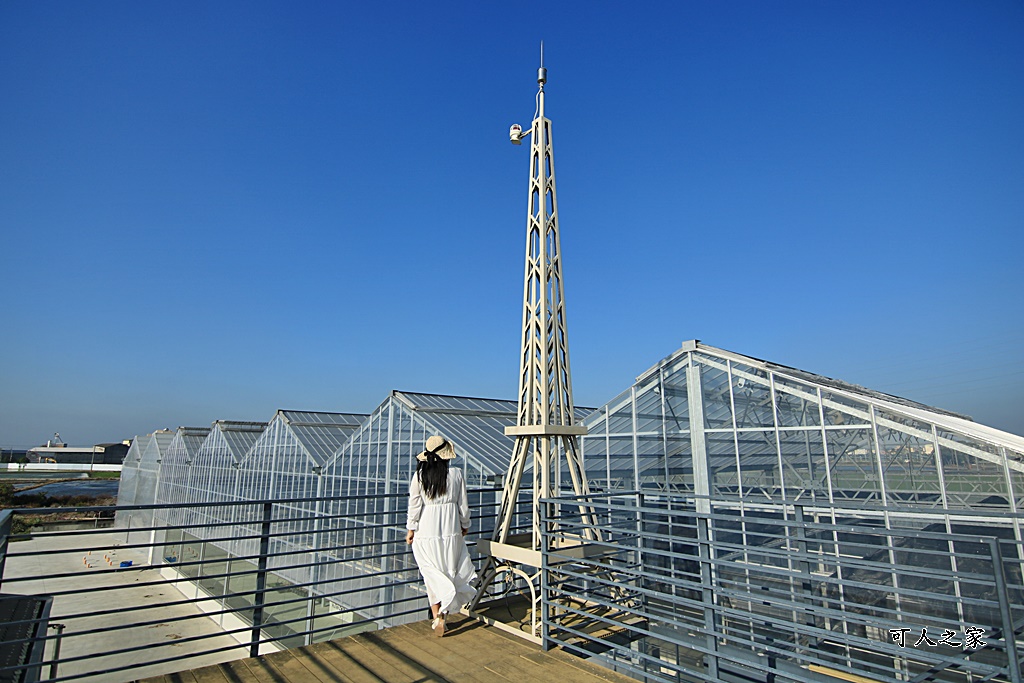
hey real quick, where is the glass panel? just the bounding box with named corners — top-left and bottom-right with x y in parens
top-left (774, 376), bottom-right (821, 427)
top-left (705, 432), bottom-right (738, 496)
top-left (1011, 450), bottom-right (1024, 511)
top-left (606, 436), bottom-right (635, 490)
top-left (664, 435), bottom-right (692, 493)
top-left (607, 397), bottom-right (634, 434)
top-left (697, 355), bottom-right (732, 429)
top-left (736, 430), bottom-right (780, 497)
top-left (162, 527), bottom-right (183, 565)
top-left (179, 532), bottom-right (204, 580)
top-left (821, 392), bottom-right (872, 427)
top-left (779, 429), bottom-right (828, 502)
top-left (874, 411), bottom-right (942, 507)
top-left (662, 363), bottom-right (689, 432)
top-left (731, 362), bottom-right (774, 429)
top-left (634, 380), bottom-right (665, 434)
top-left (826, 427), bottom-right (881, 504)
top-left (583, 406), bottom-right (610, 437)
top-left (197, 540), bottom-right (230, 599)
top-left (224, 557), bottom-right (257, 624)
top-left (636, 434), bottom-right (666, 490)
top-left (938, 430), bottom-right (1010, 511)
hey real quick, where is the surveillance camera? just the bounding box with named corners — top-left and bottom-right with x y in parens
top-left (509, 123), bottom-right (523, 145)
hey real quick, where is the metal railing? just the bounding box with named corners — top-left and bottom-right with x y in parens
top-left (541, 492), bottom-right (1024, 683)
top-left (0, 489), bottom-right (509, 683)
top-left (7, 487), bottom-right (1021, 683)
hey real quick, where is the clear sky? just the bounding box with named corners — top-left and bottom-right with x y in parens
top-left (1, 1), bottom-right (1022, 448)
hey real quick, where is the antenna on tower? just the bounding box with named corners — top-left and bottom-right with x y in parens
top-left (538, 40), bottom-right (546, 85)
top-left (510, 42), bottom-right (546, 146)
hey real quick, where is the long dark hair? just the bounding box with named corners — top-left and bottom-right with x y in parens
top-left (416, 454), bottom-right (449, 500)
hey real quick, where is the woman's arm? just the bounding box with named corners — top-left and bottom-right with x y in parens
top-left (406, 475), bottom-right (422, 544)
top-left (457, 469), bottom-right (471, 533)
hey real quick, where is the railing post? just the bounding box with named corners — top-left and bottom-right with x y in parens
top-left (250, 501), bottom-right (273, 658)
top-left (697, 511), bottom-right (720, 681)
top-left (541, 497), bottom-right (551, 651)
top-left (793, 504), bottom-right (818, 655)
top-left (0, 509), bottom-right (12, 591)
top-left (48, 623), bottom-right (65, 681)
top-left (989, 538), bottom-right (1022, 683)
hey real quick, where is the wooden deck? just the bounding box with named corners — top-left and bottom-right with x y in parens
top-left (137, 614), bottom-right (637, 683)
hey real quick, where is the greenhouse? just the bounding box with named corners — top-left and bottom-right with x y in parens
top-left (153, 426), bottom-right (211, 529)
top-left (115, 427), bottom-right (173, 533)
top-left (113, 432), bottom-right (149, 512)
top-left (114, 345), bottom-right (1024, 679)
top-left (579, 340), bottom-right (1024, 521)
top-left (179, 420), bottom-right (267, 542)
top-left (558, 340), bottom-right (1024, 683)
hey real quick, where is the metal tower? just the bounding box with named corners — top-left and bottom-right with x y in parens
top-left (497, 51), bottom-right (590, 550)
top-left (470, 49), bottom-right (595, 642)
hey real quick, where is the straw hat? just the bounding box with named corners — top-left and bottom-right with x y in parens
top-left (416, 435), bottom-right (457, 461)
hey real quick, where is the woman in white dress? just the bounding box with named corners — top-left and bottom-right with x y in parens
top-left (405, 435), bottom-right (477, 636)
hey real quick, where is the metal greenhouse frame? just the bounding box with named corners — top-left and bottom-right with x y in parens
top-left (581, 341), bottom-right (1024, 524)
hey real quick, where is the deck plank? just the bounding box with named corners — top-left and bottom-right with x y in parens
top-left (305, 643), bottom-right (413, 683)
top-left (470, 628), bottom-right (588, 683)
top-left (302, 639), bottom-right (391, 683)
top-left (209, 660), bottom-right (262, 683)
top-left (258, 648), bottom-right (333, 683)
top-left (284, 642), bottom-right (365, 683)
top-left (344, 631), bottom-right (447, 682)
top-left (370, 618), bottom-right (516, 682)
top-left (189, 664), bottom-right (231, 683)
top-left (140, 616), bottom-right (641, 683)
top-left (235, 656), bottom-right (289, 683)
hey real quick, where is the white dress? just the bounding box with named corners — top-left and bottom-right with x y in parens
top-left (406, 467), bottom-right (477, 615)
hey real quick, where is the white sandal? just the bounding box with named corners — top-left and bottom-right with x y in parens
top-left (431, 614), bottom-right (446, 637)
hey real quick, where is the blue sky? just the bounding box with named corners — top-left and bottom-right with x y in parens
top-left (1, 1), bottom-right (1022, 448)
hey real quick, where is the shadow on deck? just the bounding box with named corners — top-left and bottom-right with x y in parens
top-left (137, 614), bottom-right (637, 683)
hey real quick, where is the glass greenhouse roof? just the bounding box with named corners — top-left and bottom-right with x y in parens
top-left (389, 391), bottom-right (592, 476)
top-left (139, 429), bottom-right (174, 471)
top-left (277, 410), bottom-right (368, 466)
top-left (122, 434), bottom-right (150, 467)
top-left (212, 420), bottom-right (266, 463)
top-left (580, 340), bottom-right (1024, 516)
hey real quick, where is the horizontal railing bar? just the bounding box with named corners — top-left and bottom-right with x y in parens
top-left (5, 575), bottom-right (431, 678)
top-left (3, 542), bottom-right (420, 597)
top-left (551, 572), bottom-right (996, 644)
top-left (549, 554), bottom-right (1005, 613)
top-left (9, 487), bottom-right (505, 517)
top-left (5, 567), bottom-right (425, 638)
top-left (546, 518), bottom-right (1007, 585)
top-left (544, 501), bottom-right (1018, 548)
top-left (3, 521), bottom-right (518, 603)
top-left (545, 595), bottom-right (1008, 679)
top-left (544, 529), bottom-right (1006, 601)
top-left (31, 597), bottom-right (430, 683)
top-left (8, 507), bottom-right (500, 552)
top-left (546, 559), bottom-right (1006, 653)
top-left (549, 491), bottom-right (1024, 521)
top-left (13, 579), bottom-right (427, 663)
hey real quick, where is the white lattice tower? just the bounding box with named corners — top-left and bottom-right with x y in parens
top-left (468, 51), bottom-right (600, 643)
top-left (494, 57), bottom-right (592, 551)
